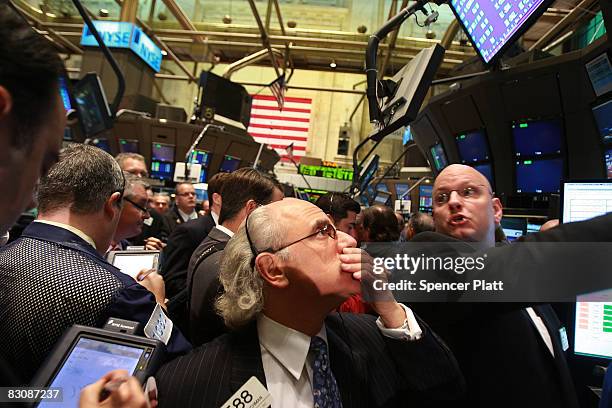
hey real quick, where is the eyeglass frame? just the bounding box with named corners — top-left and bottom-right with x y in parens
top-left (124, 196), bottom-right (149, 214)
top-left (433, 184), bottom-right (493, 206)
top-left (245, 213), bottom-right (337, 267)
top-left (176, 191), bottom-right (196, 197)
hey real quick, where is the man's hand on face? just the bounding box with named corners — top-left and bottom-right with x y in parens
top-left (339, 248), bottom-right (407, 329)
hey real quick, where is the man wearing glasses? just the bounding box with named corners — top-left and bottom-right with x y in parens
top-left (411, 164), bottom-right (580, 408)
top-left (155, 198), bottom-right (464, 407)
top-left (165, 182), bottom-right (200, 232)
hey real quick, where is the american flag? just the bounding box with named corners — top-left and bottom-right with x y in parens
top-left (269, 74), bottom-right (286, 111)
top-left (248, 94), bottom-right (312, 162)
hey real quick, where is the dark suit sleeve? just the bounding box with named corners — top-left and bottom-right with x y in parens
top-left (104, 283), bottom-right (192, 358)
top-left (160, 224), bottom-right (193, 299)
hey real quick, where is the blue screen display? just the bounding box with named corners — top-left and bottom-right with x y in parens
top-left (189, 150), bottom-right (212, 167)
top-left (593, 99), bottom-right (612, 143)
top-left (360, 156), bottom-right (379, 193)
top-left (150, 160), bottom-right (174, 180)
top-left (512, 118), bottom-right (562, 157)
top-left (456, 130), bottom-right (490, 163)
top-left (403, 126), bottom-right (413, 145)
top-left (59, 76), bottom-right (72, 111)
top-left (92, 138), bottom-right (111, 153)
top-left (419, 185), bottom-right (433, 211)
top-left (199, 168), bottom-right (208, 183)
top-left (374, 183), bottom-right (389, 193)
top-left (430, 143), bottom-right (448, 171)
top-left (219, 155), bottom-right (241, 173)
top-left (195, 188), bottom-right (208, 202)
top-left (395, 183), bottom-right (410, 198)
top-left (516, 158), bottom-right (563, 193)
top-left (471, 163), bottom-right (494, 187)
top-left (606, 148), bottom-right (612, 179)
top-left (119, 139), bottom-right (139, 153)
top-left (152, 143), bottom-right (175, 162)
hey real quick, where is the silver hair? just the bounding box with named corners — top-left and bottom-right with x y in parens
top-left (114, 152), bottom-right (146, 167)
top-left (37, 143), bottom-right (124, 214)
top-left (215, 205), bottom-right (289, 329)
top-left (123, 172), bottom-right (148, 198)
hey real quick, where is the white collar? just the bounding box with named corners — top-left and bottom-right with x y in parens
top-left (34, 220), bottom-right (97, 250)
top-left (257, 314), bottom-right (327, 381)
top-left (211, 210), bottom-right (219, 225)
top-left (216, 224), bottom-right (234, 238)
top-left (177, 208), bottom-right (196, 222)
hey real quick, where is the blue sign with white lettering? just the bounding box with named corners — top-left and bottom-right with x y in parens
top-left (80, 21), bottom-right (162, 72)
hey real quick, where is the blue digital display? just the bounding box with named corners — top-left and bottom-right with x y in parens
top-left (456, 130), bottom-right (490, 163)
top-left (430, 143), bottom-right (448, 171)
top-left (516, 158), bottom-right (563, 193)
top-left (219, 155), bottom-right (241, 173)
top-left (92, 138), bottom-right (110, 153)
top-left (512, 118), bottom-right (563, 157)
top-left (150, 160), bottom-right (174, 181)
top-left (450, 0), bottom-right (546, 64)
top-left (119, 139), bottom-right (139, 153)
top-left (606, 148), bottom-right (612, 179)
top-left (80, 22), bottom-right (162, 72)
top-left (59, 76), bottom-right (72, 111)
top-left (199, 168), bottom-right (208, 183)
top-left (593, 99), bottom-right (612, 143)
top-left (195, 188), bottom-right (208, 202)
top-left (395, 183), bottom-right (410, 198)
top-left (374, 183), bottom-right (389, 193)
top-left (419, 185), bottom-right (433, 212)
top-left (403, 126), bottom-right (413, 145)
top-left (189, 150), bottom-right (211, 167)
top-left (471, 163), bottom-right (494, 188)
top-left (152, 143), bottom-right (175, 163)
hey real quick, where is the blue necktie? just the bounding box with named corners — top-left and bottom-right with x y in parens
top-left (310, 336), bottom-right (342, 408)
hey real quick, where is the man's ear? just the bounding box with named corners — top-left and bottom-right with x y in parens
top-left (104, 192), bottom-right (123, 219)
top-left (492, 197), bottom-right (503, 226)
top-left (245, 199), bottom-right (258, 215)
top-left (0, 86), bottom-right (13, 119)
top-left (256, 253), bottom-right (289, 288)
top-left (212, 192), bottom-right (222, 207)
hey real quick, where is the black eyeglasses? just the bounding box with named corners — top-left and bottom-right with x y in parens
top-left (124, 197), bottom-right (149, 214)
top-left (245, 214), bottom-right (337, 267)
top-left (433, 185), bottom-right (492, 206)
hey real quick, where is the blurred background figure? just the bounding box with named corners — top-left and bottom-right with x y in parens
top-left (359, 205), bottom-right (400, 243)
top-left (150, 193), bottom-right (170, 215)
top-left (314, 192), bottom-right (361, 240)
top-left (402, 212), bottom-right (435, 241)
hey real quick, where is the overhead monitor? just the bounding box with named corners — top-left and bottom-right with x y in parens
top-left (219, 155), bottom-right (241, 173)
top-left (198, 168), bottom-right (208, 183)
top-left (371, 44), bottom-right (445, 141)
top-left (72, 73), bottom-right (113, 137)
top-left (374, 183), bottom-right (389, 193)
top-left (561, 180), bottom-right (612, 224)
top-left (395, 183), bottom-right (410, 198)
top-left (449, 0), bottom-right (550, 65)
top-left (152, 143), bottom-right (175, 163)
top-left (91, 138), bottom-right (111, 154)
top-left (574, 298), bottom-right (612, 360)
top-left (471, 162), bottom-right (494, 188)
top-left (150, 161), bottom-right (174, 181)
top-left (455, 129), bottom-right (490, 163)
top-left (515, 158), bottom-right (563, 193)
top-left (189, 150), bottom-right (212, 167)
top-left (429, 143), bottom-right (448, 172)
top-left (418, 185), bottom-right (433, 213)
top-left (373, 190), bottom-right (392, 206)
top-left (512, 118), bottom-right (563, 157)
top-left (527, 223), bottom-right (541, 233)
top-left (119, 139), bottom-right (139, 153)
top-left (59, 76), bottom-right (72, 112)
top-left (359, 154), bottom-right (380, 193)
top-left (500, 217), bottom-right (526, 242)
top-left (195, 188), bottom-right (208, 202)
top-left (199, 71), bottom-right (252, 128)
top-left (402, 126), bottom-right (413, 146)
top-left (593, 99), bottom-right (612, 144)
top-left (585, 52), bottom-right (612, 97)
top-left (606, 148), bottom-right (612, 179)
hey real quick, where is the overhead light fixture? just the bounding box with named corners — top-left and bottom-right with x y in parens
top-left (161, 50), bottom-right (168, 56)
top-left (98, 8), bottom-right (109, 17)
top-left (222, 15), bottom-right (232, 24)
top-left (330, 60), bottom-right (337, 69)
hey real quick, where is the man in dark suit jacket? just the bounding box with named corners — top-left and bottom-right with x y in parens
top-left (156, 198), bottom-right (464, 407)
top-left (188, 168), bottom-right (284, 345)
top-left (409, 164), bottom-right (581, 408)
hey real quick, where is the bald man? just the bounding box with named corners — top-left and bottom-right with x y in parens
top-left (410, 164), bottom-right (579, 408)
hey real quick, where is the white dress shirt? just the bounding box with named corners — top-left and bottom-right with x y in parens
top-left (211, 210), bottom-right (219, 226)
top-left (177, 208), bottom-right (198, 222)
top-left (216, 224), bottom-right (234, 238)
top-left (34, 220), bottom-right (97, 250)
top-left (525, 307), bottom-right (555, 357)
top-left (257, 304), bottom-right (422, 408)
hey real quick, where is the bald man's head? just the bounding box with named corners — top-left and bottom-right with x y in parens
top-left (432, 164), bottom-right (502, 246)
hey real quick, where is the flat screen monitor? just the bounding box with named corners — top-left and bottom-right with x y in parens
top-left (152, 143), bottom-right (175, 163)
top-left (430, 143), bottom-right (448, 172)
top-left (418, 185), bottom-right (433, 212)
top-left (359, 155), bottom-right (380, 193)
top-left (586, 52), bottom-right (612, 97)
top-left (72, 73), bottom-right (113, 137)
top-left (198, 168), bottom-right (208, 183)
top-left (574, 298), bottom-right (612, 360)
top-left (512, 118), bottom-right (562, 157)
top-left (527, 223), bottom-right (541, 233)
top-left (119, 139), bottom-right (139, 153)
top-left (561, 181), bottom-right (612, 224)
top-left (59, 76), bottom-right (72, 112)
top-left (516, 158), bottom-right (563, 193)
top-left (395, 183), bottom-right (410, 198)
top-left (593, 99), bottom-right (612, 144)
top-left (150, 160), bottom-right (174, 181)
top-left (455, 129), bottom-right (490, 163)
top-left (219, 155), bottom-right (241, 173)
top-left (501, 217), bottom-right (526, 242)
top-left (403, 126), bottom-right (413, 146)
top-left (449, 0), bottom-right (549, 65)
top-left (471, 163), bottom-right (494, 188)
top-left (189, 150), bottom-right (212, 167)
top-left (92, 138), bottom-right (111, 153)
top-left (373, 191), bottom-right (392, 206)
top-left (606, 148), bottom-right (612, 179)
top-left (195, 188), bottom-right (208, 202)
top-left (374, 183), bottom-right (389, 193)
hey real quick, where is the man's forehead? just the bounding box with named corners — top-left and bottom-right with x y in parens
top-left (434, 165), bottom-right (488, 190)
top-left (269, 198), bottom-right (327, 226)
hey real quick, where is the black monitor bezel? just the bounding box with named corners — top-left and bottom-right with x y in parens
top-left (514, 156), bottom-right (564, 194)
top-left (454, 127), bottom-right (491, 164)
top-left (585, 50), bottom-right (612, 98)
top-left (72, 73), bottom-right (113, 137)
top-left (429, 142), bottom-right (449, 172)
top-left (510, 116), bottom-right (564, 159)
top-left (448, 0), bottom-right (555, 67)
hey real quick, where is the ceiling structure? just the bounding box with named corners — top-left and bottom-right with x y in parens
top-left (12, 0), bottom-right (602, 85)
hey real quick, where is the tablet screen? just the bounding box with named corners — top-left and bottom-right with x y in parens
top-left (112, 253), bottom-right (157, 279)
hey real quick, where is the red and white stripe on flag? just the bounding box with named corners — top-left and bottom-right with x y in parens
top-left (248, 94), bottom-right (311, 162)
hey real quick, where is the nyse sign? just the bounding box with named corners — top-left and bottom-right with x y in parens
top-left (81, 22), bottom-right (162, 72)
